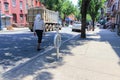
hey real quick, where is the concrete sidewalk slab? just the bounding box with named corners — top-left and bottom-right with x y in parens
top-left (46, 29), bottom-right (120, 80)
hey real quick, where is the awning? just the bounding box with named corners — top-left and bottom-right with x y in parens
top-left (1, 14), bottom-right (13, 18)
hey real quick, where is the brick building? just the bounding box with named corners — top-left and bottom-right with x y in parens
top-left (0, 0), bottom-right (42, 28)
top-left (106, 0), bottom-right (120, 35)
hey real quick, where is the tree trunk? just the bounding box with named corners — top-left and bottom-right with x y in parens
top-left (81, 0), bottom-right (91, 38)
top-left (92, 19), bottom-right (95, 31)
top-left (81, 14), bottom-right (86, 38)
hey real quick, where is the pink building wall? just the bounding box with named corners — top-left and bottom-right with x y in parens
top-left (0, 0), bottom-right (42, 27)
top-left (26, 0), bottom-right (41, 8)
top-left (0, 0), bottom-right (11, 15)
top-left (0, 0), bottom-right (12, 27)
top-left (0, 0), bottom-right (27, 26)
top-left (10, 0), bottom-right (26, 26)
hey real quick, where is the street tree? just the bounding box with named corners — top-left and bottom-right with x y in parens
top-left (60, 0), bottom-right (78, 19)
top-left (79, 0), bottom-right (91, 38)
top-left (88, 0), bottom-right (106, 31)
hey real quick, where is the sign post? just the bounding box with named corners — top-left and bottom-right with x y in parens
top-left (54, 26), bottom-right (61, 59)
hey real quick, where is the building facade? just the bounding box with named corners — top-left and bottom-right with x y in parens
top-left (115, 0), bottom-right (120, 35)
top-left (106, 0), bottom-right (120, 35)
top-left (26, 0), bottom-right (41, 8)
top-left (0, 0), bottom-right (12, 28)
top-left (11, 0), bottom-right (26, 26)
top-left (0, 0), bottom-right (42, 28)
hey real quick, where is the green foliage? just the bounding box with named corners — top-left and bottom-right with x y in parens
top-left (77, 0), bottom-right (105, 22)
top-left (87, 14), bottom-right (91, 21)
top-left (40, 0), bottom-right (44, 3)
top-left (88, 0), bottom-right (103, 21)
top-left (78, 0), bottom-right (82, 9)
top-left (75, 7), bottom-right (81, 20)
top-left (40, 0), bottom-right (79, 20)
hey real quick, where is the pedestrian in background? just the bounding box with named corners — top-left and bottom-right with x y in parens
top-left (111, 17), bottom-right (116, 32)
top-left (33, 14), bottom-right (45, 51)
top-left (86, 21), bottom-right (89, 31)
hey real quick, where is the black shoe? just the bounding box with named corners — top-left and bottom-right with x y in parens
top-left (37, 48), bottom-right (41, 51)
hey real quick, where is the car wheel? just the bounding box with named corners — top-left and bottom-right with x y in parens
top-left (72, 29), bottom-right (74, 31)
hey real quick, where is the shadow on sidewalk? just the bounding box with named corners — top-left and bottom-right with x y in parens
top-left (100, 30), bottom-right (120, 56)
top-left (87, 29), bottom-right (120, 65)
top-left (1, 32), bottom-right (81, 80)
top-left (2, 32), bottom-right (99, 80)
top-left (98, 29), bottom-right (120, 66)
top-left (2, 28), bottom-right (120, 80)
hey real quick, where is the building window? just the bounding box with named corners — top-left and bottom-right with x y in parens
top-left (26, 3), bottom-right (28, 9)
top-left (20, 14), bottom-right (23, 21)
top-left (4, 2), bottom-right (9, 11)
top-left (12, 0), bottom-right (16, 7)
top-left (13, 14), bottom-right (17, 23)
top-left (31, 0), bottom-right (33, 7)
top-left (20, 1), bottom-right (23, 10)
top-left (36, 1), bottom-right (37, 5)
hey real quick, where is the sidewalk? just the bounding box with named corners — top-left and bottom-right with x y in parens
top-left (46, 28), bottom-right (120, 80)
top-left (2, 28), bottom-right (120, 80)
top-left (0, 27), bottom-right (30, 32)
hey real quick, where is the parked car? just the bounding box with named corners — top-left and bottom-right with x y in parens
top-left (96, 22), bottom-right (101, 27)
top-left (72, 22), bottom-right (81, 32)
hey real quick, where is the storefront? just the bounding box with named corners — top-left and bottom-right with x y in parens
top-left (1, 14), bottom-right (12, 28)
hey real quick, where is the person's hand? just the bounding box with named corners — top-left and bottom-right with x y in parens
top-left (34, 32), bottom-right (36, 36)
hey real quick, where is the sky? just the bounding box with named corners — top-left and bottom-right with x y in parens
top-left (70, 0), bottom-right (78, 6)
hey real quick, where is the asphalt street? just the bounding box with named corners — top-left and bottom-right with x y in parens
top-left (0, 27), bottom-right (79, 74)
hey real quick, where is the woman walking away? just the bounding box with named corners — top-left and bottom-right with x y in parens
top-left (33, 14), bottom-right (45, 51)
